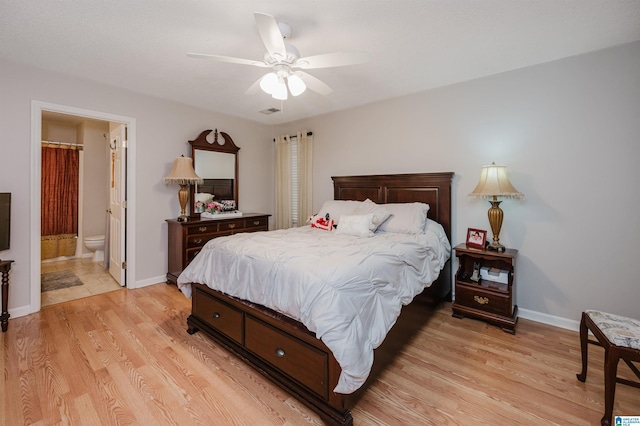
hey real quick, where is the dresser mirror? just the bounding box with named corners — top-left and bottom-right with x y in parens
top-left (189, 129), bottom-right (240, 216)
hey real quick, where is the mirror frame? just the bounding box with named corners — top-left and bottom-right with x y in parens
top-left (189, 129), bottom-right (240, 216)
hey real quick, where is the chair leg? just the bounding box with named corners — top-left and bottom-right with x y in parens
top-left (577, 312), bottom-right (589, 382)
top-left (601, 347), bottom-right (620, 426)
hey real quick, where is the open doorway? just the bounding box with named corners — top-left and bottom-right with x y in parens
top-left (30, 101), bottom-right (136, 314)
top-left (39, 112), bottom-right (123, 306)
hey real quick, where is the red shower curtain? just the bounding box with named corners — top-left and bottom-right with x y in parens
top-left (41, 146), bottom-right (79, 258)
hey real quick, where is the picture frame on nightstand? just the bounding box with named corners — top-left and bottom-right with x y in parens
top-left (466, 228), bottom-right (487, 249)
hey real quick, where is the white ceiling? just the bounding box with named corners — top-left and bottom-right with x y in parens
top-left (2, 1), bottom-right (640, 125)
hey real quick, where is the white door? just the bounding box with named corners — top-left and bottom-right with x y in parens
top-left (108, 123), bottom-right (126, 286)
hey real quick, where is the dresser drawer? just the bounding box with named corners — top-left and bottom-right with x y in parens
top-left (244, 217), bottom-right (268, 229)
top-left (186, 233), bottom-right (216, 248)
top-left (186, 247), bottom-right (204, 265)
top-left (455, 283), bottom-right (513, 317)
top-left (186, 223), bottom-right (218, 235)
top-left (245, 316), bottom-right (328, 399)
top-left (218, 219), bottom-right (244, 232)
top-left (193, 288), bottom-right (243, 344)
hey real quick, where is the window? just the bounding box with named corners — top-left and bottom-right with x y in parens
top-left (275, 131), bottom-right (312, 230)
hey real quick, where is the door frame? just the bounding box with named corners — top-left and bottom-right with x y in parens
top-left (30, 101), bottom-right (137, 313)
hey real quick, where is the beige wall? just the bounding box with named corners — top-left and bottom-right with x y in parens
top-left (79, 120), bottom-right (109, 251)
top-left (276, 41), bottom-right (640, 324)
top-left (42, 120), bottom-right (77, 143)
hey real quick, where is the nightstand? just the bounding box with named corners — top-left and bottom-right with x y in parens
top-left (452, 243), bottom-right (518, 334)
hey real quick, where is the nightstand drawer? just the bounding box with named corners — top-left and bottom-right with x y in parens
top-left (455, 283), bottom-right (513, 317)
top-left (193, 288), bottom-right (243, 344)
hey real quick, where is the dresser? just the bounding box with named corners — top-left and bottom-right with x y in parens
top-left (166, 213), bottom-right (270, 285)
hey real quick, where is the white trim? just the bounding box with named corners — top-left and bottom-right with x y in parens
top-left (518, 307), bottom-right (580, 332)
top-left (30, 101), bottom-right (137, 315)
top-left (135, 276), bottom-right (168, 288)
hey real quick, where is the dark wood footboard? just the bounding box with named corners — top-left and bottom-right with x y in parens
top-left (187, 269), bottom-right (449, 425)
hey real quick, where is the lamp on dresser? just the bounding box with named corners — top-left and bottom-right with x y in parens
top-left (164, 155), bottom-right (203, 220)
top-left (469, 162), bottom-right (523, 252)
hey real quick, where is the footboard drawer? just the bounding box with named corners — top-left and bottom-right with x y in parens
top-left (245, 315), bottom-right (328, 399)
top-left (193, 288), bottom-right (243, 344)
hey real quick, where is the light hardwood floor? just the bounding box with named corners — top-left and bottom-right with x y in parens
top-left (41, 258), bottom-right (122, 307)
top-left (2, 283), bottom-right (638, 425)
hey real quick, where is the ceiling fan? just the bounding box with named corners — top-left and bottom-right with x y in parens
top-left (187, 12), bottom-right (369, 100)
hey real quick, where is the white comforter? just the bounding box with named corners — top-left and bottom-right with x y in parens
top-left (177, 221), bottom-right (450, 394)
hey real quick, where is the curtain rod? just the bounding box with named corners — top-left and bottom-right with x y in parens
top-left (41, 140), bottom-right (84, 150)
top-left (272, 131), bottom-right (313, 142)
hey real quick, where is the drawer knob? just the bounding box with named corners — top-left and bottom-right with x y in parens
top-left (194, 238), bottom-right (202, 244)
top-left (198, 226), bottom-right (207, 232)
top-left (275, 348), bottom-right (285, 358)
top-left (228, 223), bottom-right (236, 229)
top-left (474, 296), bottom-right (489, 305)
top-left (212, 312), bottom-right (220, 319)
top-left (253, 221), bottom-right (260, 225)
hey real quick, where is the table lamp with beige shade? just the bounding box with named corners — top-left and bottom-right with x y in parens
top-left (469, 162), bottom-right (523, 252)
top-left (164, 155), bottom-right (203, 220)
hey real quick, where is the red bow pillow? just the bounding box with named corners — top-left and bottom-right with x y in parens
top-left (308, 213), bottom-right (335, 231)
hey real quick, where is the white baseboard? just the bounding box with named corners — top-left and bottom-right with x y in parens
top-left (7, 304), bottom-right (33, 320)
top-left (134, 275), bottom-right (167, 289)
top-left (518, 307), bottom-right (580, 332)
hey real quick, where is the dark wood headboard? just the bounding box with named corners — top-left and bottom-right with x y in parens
top-left (332, 172), bottom-right (454, 240)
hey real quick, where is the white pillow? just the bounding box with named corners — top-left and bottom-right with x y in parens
top-left (354, 199), bottom-right (392, 231)
top-left (376, 202), bottom-right (430, 234)
top-left (317, 200), bottom-right (363, 224)
top-left (336, 214), bottom-right (374, 237)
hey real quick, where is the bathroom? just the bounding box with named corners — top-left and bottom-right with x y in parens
top-left (40, 111), bottom-right (121, 306)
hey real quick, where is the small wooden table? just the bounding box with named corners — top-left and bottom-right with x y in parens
top-left (1, 259), bottom-right (14, 332)
top-left (452, 244), bottom-right (518, 333)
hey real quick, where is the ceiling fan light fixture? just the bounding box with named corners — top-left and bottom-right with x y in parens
top-left (272, 77), bottom-right (288, 100)
top-left (287, 73), bottom-right (306, 96)
top-left (259, 72), bottom-right (278, 94)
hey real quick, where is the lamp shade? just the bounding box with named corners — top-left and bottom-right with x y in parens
top-left (469, 162), bottom-right (523, 199)
top-left (163, 156), bottom-right (203, 185)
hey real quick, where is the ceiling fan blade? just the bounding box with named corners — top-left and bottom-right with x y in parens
top-left (294, 52), bottom-right (369, 69)
top-left (245, 75), bottom-right (265, 95)
top-left (254, 12), bottom-right (286, 59)
top-left (296, 71), bottom-right (333, 95)
top-left (186, 52), bottom-right (268, 67)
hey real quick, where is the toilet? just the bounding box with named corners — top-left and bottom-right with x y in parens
top-left (83, 235), bottom-right (105, 262)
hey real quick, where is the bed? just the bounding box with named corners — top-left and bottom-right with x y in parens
top-left (179, 172), bottom-right (453, 425)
